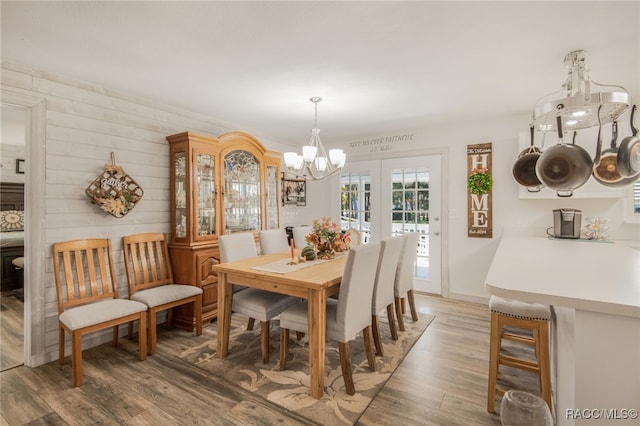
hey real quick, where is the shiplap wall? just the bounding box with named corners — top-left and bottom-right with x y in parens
top-left (1, 63), bottom-right (296, 365)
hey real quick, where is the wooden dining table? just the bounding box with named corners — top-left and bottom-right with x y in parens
top-left (212, 251), bottom-right (346, 399)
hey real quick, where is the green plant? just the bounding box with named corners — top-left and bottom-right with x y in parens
top-left (467, 167), bottom-right (493, 194)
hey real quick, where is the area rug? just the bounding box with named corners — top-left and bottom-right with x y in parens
top-left (172, 312), bottom-right (434, 425)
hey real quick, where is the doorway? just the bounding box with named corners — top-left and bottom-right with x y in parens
top-left (340, 155), bottom-right (442, 295)
top-left (0, 104), bottom-right (27, 371)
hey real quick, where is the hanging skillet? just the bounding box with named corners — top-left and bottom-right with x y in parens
top-left (617, 105), bottom-right (640, 179)
top-left (593, 120), bottom-right (623, 185)
top-left (592, 121), bottom-right (637, 187)
top-left (535, 113), bottom-right (593, 197)
top-left (512, 125), bottom-right (544, 191)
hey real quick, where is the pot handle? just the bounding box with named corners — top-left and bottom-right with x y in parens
top-left (556, 189), bottom-right (574, 197)
top-left (611, 121), bottom-right (618, 148)
top-left (594, 105), bottom-right (603, 166)
top-left (631, 105), bottom-right (638, 137)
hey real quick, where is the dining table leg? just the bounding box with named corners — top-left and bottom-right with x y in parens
top-left (217, 272), bottom-right (233, 358)
top-left (308, 288), bottom-right (327, 399)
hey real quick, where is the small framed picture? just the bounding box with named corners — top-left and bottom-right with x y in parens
top-left (16, 159), bottom-right (25, 174)
top-left (281, 173), bottom-right (306, 206)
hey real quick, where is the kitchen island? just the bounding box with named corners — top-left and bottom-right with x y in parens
top-left (485, 235), bottom-right (640, 426)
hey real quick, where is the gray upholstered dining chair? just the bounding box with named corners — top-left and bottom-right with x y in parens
top-left (122, 232), bottom-right (203, 355)
top-left (218, 233), bottom-right (298, 363)
top-left (371, 236), bottom-right (404, 356)
top-left (259, 228), bottom-right (290, 254)
top-left (279, 242), bottom-right (381, 396)
top-left (292, 225), bottom-right (313, 249)
top-left (394, 232), bottom-right (420, 331)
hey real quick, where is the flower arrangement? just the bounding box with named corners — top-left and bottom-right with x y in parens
top-left (305, 217), bottom-right (350, 259)
top-left (467, 167), bottom-right (494, 194)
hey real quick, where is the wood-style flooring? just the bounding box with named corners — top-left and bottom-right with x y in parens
top-left (0, 291), bottom-right (23, 371)
top-left (0, 294), bottom-right (543, 425)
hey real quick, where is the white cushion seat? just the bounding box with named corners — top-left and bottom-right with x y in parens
top-left (232, 288), bottom-right (298, 321)
top-left (59, 299), bottom-right (147, 331)
top-left (489, 296), bottom-right (550, 321)
top-left (131, 284), bottom-right (203, 308)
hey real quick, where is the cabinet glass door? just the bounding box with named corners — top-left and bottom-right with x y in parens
top-left (265, 165), bottom-right (279, 229)
top-left (223, 150), bottom-right (261, 233)
top-left (196, 152), bottom-right (216, 238)
top-left (174, 152), bottom-right (187, 238)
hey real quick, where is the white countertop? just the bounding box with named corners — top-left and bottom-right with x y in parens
top-left (484, 236), bottom-right (640, 318)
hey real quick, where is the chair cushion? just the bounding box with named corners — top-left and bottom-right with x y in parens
top-left (489, 296), bottom-right (550, 321)
top-left (59, 299), bottom-right (147, 330)
top-left (280, 298), bottom-right (358, 343)
top-left (232, 288), bottom-right (298, 322)
top-left (131, 284), bottom-right (202, 308)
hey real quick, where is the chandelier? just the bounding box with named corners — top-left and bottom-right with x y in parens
top-left (532, 50), bottom-right (631, 133)
top-left (283, 97), bottom-right (346, 180)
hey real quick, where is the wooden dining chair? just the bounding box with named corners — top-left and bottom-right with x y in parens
top-left (394, 232), bottom-right (420, 331)
top-left (292, 226), bottom-right (313, 249)
top-left (259, 228), bottom-right (290, 254)
top-left (279, 242), bottom-right (381, 395)
top-left (219, 233), bottom-right (298, 363)
top-left (52, 238), bottom-right (148, 386)
top-left (371, 236), bottom-right (404, 356)
top-left (122, 233), bottom-right (203, 355)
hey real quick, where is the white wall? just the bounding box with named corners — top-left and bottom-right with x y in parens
top-left (1, 105), bottom-right (26, 183)
top-left (285, 113), bottom-right (640, 302)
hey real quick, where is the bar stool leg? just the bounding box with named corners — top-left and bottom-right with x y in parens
top-left (487, 312), bottom-right (501, 413)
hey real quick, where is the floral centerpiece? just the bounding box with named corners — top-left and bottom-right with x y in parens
top-left (305, 217), bottom-right (351, 259)
top-left (467, 167), bottom-right (494, 194)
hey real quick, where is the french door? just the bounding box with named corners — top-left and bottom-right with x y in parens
top-left (340, 155), bottom-right (441, 294)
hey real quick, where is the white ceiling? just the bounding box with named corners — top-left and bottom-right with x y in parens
top-left (2, 1), bottom-right (639, 148)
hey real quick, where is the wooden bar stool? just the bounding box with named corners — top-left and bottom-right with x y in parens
top-left (487, 296), bottom-right (552, 415)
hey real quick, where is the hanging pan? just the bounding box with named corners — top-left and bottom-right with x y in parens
top-left (535, 114), bottom-right (593, 197)
top-left (593, 120), bottom-right (637, 187)
top-left (512, 125), bottom-right (544, 191)
top-left (617, 105), bottom-right (640, 179)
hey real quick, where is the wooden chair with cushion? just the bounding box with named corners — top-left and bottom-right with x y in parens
top-left (487, 295), bottom-right (552, 414)
top-left (219, 233), bottom-right (298, 364)
top-left (292, 226), bottom-right (313, 249)
top-left (52, 238), bottom-right (148, 386)
top-left (394, 232), bottom-right (420, 331)
top-left (259, 228), bottom-right (290, 255)
top-left (122, 233), bottom-right (203, 355)
top-left (279, 242), bottom-right (381, 395)
top-left (371, 236), bottom-right (404, 356)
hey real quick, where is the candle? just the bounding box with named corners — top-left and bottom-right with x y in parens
top-left (290, 238), bottom-right (295, 260)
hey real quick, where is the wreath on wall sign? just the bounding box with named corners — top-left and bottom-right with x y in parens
top-left (467, 167), bottom-right (494, 194)
top-left (85, 153), bottom-right (144, 218)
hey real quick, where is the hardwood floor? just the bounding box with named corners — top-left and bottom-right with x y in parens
top-left (1, 291), bottom-right (23, 371)
top-left (0, 294), bottom-right (543, 425)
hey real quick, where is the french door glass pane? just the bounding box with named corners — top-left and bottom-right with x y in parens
top-left (340, 173), bottom-right (371, 244)
top-left (391, 168), bottom-right (430, 280)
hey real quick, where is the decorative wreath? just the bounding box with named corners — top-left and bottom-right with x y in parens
top-left (467, 168), bottom-right (494, 194)
top-left (85, 153), bottom-right (143, 218)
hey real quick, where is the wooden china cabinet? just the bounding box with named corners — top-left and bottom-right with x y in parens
top-left (166, 131), bottom-right (282, 330)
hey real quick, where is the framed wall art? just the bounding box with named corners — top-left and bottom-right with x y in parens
top-left (281, 174), bottom-right (306, 206)
top-left (15, 159), bottom-right (25, 174)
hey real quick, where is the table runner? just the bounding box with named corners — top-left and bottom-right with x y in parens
top-left (250, 257), bottom-right (331, 274)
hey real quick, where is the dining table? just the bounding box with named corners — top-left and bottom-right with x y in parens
top-left (212, 251), bottom-right (347, 399)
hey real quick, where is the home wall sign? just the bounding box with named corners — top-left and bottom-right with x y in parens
top-left (467, 143), bottom-right (493, 238)
top-left (85, 153), bottom-right (144, 218)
